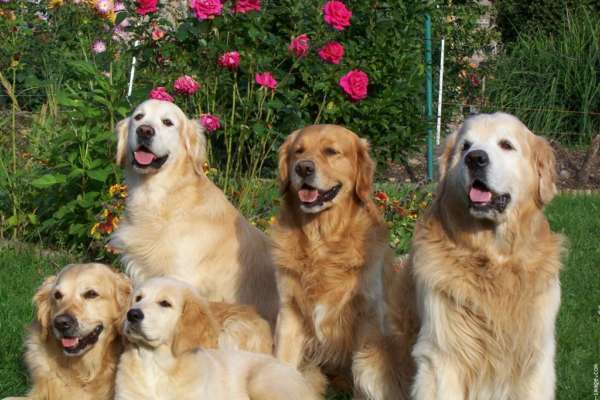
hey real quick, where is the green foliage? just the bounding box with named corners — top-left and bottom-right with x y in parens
top-left (486, 7), bottom-right (600, 144)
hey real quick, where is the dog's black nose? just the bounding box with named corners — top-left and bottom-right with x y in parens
top-left (127, 308), bottom-right (144, 323)
top-left (136, 125), bottom-right (155, 139)
top-left (295, 160), bottom-right (315, 178)
top-left (53, 314), bottom-right (77, 333)
top-left (465, 150), bottom-right (489, 170)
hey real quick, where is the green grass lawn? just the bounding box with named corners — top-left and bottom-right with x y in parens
top-left (0, 194), bottom-right (598, 399)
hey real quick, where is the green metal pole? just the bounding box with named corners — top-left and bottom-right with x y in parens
top-left (424, 14), bottom-right (434, 181)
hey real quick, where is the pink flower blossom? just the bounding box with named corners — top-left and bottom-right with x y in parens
top-left (91, 40), bottom-right (107, 54)
top-left (148, 87), bottom-right (174, 102)
top-left (190, 0), bottom-right (222, 20)
top-left (255, 72), bottom-right (277, 90)
top-left (114, 2), bottom-right (126, 12)
top-left (323, 1), bottom-right (352, 31)
top-left (232, 0), bottom-right (261, 13)
top-left (136, 0), bottom-right (158, 15)
top-left (151, 26), bottom-right (165, 41)
top-left (339, 70), bottom-right (368, 101)
top-left (95, 0), bottom-right (114, 15)
top-left (318, 41), bottom-right (344, 64)
top-left (288, 34), bottom-right (310, 58)
top-left (200, 114), bottom-right (221, 132)
top-left (173, 75), bottom-right (200, 95)
top-left (218, 51), bottom-right (240, 70)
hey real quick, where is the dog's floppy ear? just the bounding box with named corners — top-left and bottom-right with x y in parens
top-left (115, 117), bottom-right (130, 167)
top-left (532, 134), bottom-right (557, 206)
top-left (112, 269), bottom-right (133, 311)
top-left (183, 118), bottom-right (207, 176)
top-left (354, 137), bottom-right (375, 204)
top-left (33, 275), bottom-right (57, 341)
top-left (171, 290), bottom-right (219, 356)
top-left (277, 129), bottom-right (300, 193)
top-left (438, 131), bottom-right (459, 178)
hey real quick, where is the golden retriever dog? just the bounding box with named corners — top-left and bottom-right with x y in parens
top-left (116, 278), bottom-right (320, 400)
top-left (271, 125), bottom-right (402, 399)
top-left (387, 112), bottom-right (564, 399)
top-left (124, 276), bottom-right (273, 355)
top-left (4, 263), bottom-right (131, 400)
top-left (110, 99), bottom-right (278, 327)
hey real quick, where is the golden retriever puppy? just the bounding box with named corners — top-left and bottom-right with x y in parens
top-left (125, 277), bottom-right (273, 355)
top-left (5, 263), bottom-right (131, 400)
top-left (116, 278), bottom-right (320, 400)
top-left (387, 112), bottom-right (564, 399)
top-left (271, 125), bottom-right (402, 399)
top-left (110, 99), bottom-right (278, 327)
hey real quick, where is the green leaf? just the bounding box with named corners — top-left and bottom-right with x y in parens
top-left (31, 174), bottom-right (67, 188)
top-left (87, 168), bottom-right (111, 183)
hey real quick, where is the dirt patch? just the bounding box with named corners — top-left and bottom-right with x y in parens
top-left (382, 141), bottom-right (600, 191)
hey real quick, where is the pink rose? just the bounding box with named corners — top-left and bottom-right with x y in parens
top-left (148, 87), bottom-right (174, 102)
top-left (323, 1), bottom-right (351, 31)
top-left (173, 75), bottom-right (200, 95)
top-left (339, 70), bottom-right (368, 101)
top-left (136, 0), bottom-right (157, 15)
top-left (318, 41), bottom-right (344, 64)
top-left (190, 0), bottom-right (222, 20)
top-left (232, 0), bottom-right (261, 13)
top-left (288, 34), bottom-right (310, 58)
top-left (218, 51), bottom-right (240, 70)
top-left (200, 114), bottom-right (221, 132)
top-left (151, 26), bottom-right (165, 41)
top-left (255, 72), bottom-right (277, 90)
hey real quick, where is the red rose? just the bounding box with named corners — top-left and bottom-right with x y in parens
top-left (136, 0), bottom-right (157, 15)
top-left (318, 41), bottom-right (344, 64)
top-left (323, 1), bottom-right (351, 31)
top-left (232, 0), bottom-right (261, 13)
top-left (339, 70), bottom-right (368, 101)
top-left (190, 0), bottom-right (222, 20)
top-left (288, 34), bottom-right (310, 58)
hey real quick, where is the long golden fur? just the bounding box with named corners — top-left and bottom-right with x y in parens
top-left (110, 99), bottom-right (278, 327)
top-left (387, 112), bottom-right (564, 399)
top-left (123, 277), bottom-right (273, 356)
top-left (116, 278), bottom-right (319, 400)
top-left (271, 125), bottom-right (402, 399)
top-left (4, 263), bottom-right (131, 400)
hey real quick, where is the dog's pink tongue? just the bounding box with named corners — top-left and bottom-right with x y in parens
top-left (61, 337), bottom-right (79, 348)
top-left (469, 187), bottom-right (492, 203)
top-left (134, 150), bottom-right (156, 166)
top-left (298, 189), bottom-right (319, 203)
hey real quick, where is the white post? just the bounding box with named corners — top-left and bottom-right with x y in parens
top-left (435, 37), bottom-right (445, 146)
top-left (127, 40), bottom-right (140, 98)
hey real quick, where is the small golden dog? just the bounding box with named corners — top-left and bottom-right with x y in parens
top-left (123, 277), bottom-right (273, 355)
top-left (110, 99), bottom-right (279, 327)
top-left (271, 125), bottom-right (402, 399)
top-left (4, 263), bottom-right (131, 400)
top-left (387, 112), bottom-right (564, 399)
top-left (116, 278), bottom-right (319, 400)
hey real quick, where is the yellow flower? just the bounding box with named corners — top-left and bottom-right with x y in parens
top-left (268, 216), bottom-right (277, 225)
top-left (109, 183), bottom-right (128, 198)
top-left (48, 0), bottom-right (64, 8)
top-left (90, 223), bottom-right (101, 237)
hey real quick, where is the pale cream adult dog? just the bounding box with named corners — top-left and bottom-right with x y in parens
top-left (3, 263), bottom-right (131, 400)
top-left (124, 277), bottom-right (273, 355)
top-left (271, 125), bottom-right (402, 399)
top-left (116, 278), bottom-right (320, 400)
top-left (387, 112), bottom-right (564, 400)
top-left (110, 99), bottom-right (278, 326)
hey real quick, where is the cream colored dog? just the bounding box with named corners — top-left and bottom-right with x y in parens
top-left (110, 99), bottom-right (278, 327)
top-left (3, 263), bottom-right (131, 400)
top-left (387, 112), bottom-right (564, 399)
top-left (116, 278), bottom-right (320, 400)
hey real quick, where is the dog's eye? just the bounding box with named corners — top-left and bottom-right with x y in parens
top-left (159, 300), bottom-right (172, 308)
top-left (83, 290), bottom-right (99, 299)
top-left (462, 141), bottom-right (472, 152)
top-left (134, 113), bottom-right (144, 121)
top-left (499, 140), bottom-right (514, 151)
top-left (162, 119), bottom-right (173, 127)
top-left (54, 291), bottom-right (63, 300)
top-left (135, 295), bottom-right (143, 302)
top-left (324, 147), bottom-right (338, 156)
top-left (294, 147), bottom-right (304, 155)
